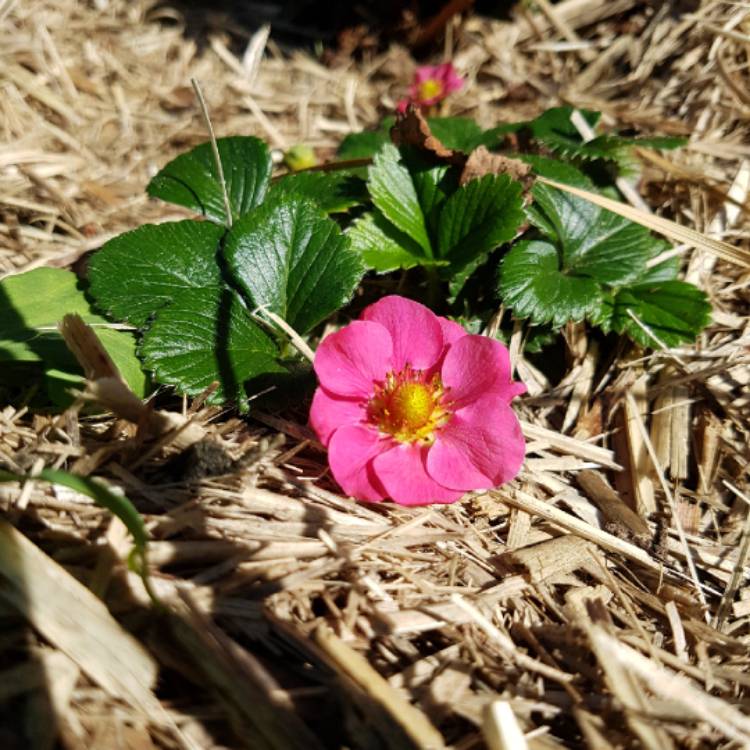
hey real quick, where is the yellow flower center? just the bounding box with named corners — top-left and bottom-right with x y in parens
top-left (368, 367), bottom-right (452, 444)
top-left (390, 382), bottom-right (434, 430)
top-left (419, 79), bottom-right (443, 102)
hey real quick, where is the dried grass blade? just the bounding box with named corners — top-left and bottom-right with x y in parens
top-left (314, 624), bottom-right (447, 749)
top-left (483, 701), bottom-right (529, 750)
top-left (583, 621), bottom-right (675, 750)
top-left (586, 627), bottom-right (750, 744)
top-left (537, 177), bottom-right (750, 268)
top-left (0, 518), bottom-right (158, 712)
top-left (493, 488), bottom-right (662, 573)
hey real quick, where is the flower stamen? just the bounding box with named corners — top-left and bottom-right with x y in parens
top-left (418, 79), bottom-right (443, 102)
top-left (368, 366), bottom-right (452, 444)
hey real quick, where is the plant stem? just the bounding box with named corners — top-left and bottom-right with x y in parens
top-left (271, 157), bottom-right (373, 182)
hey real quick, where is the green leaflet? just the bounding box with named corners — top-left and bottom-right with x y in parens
top-left (224, 193), bottom-right (365, 334)
top-left (367, 144), bottom-right (433, 256)
top-left (499, 240), bottom-right (603, 327)
top-left (601, 280), bottom-right (712, 347)
top-left (87, 220), bottom-right (226, 328)
top-left (147, 136), bottom-right (272, 225)
top-left (0, 268), bottom-right (146, 397)
top-left (437, 173), bottom-right (525, 271)
top-left (270, 170), bottom-right (366, 214)
top-left (140, 288), bottom-right (282, 405)
top-left (347, 210), bottom-right (430, 273)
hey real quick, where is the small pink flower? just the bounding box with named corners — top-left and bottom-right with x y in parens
top-left (407, 62), bottom-right (464, 108)
top-left (310, 296), bottom-right (526, 506)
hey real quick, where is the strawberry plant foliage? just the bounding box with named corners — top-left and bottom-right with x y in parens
top-left (140, 288), bottom-right (283, 403)
top-left (348, 210), bottom-right (432, 273)
top-left (270, 170), bottom-right (366, 214)
top-left (146, 136), bottom-right (272, 224)
top-left (512, 106), bottom-right (685, 169)
top-left (88, 136), bottom-right (365, 407)
top-left (0, 267), bottom-right (145, 402)
top-left (3, 106), bottom-right (710, 411)
top-left (498, 159), bottom-right (710, 345)
top-left (500, 240), bottom-right (604, 328)
top-left (87, 220), bottom-right (226, 328)
top-left (224, 194), bottom-right (364, 335)
top-left (353, 143), bottom-right (525, 278)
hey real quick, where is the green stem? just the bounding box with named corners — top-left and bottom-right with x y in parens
top-left (272, 157), bottom-right (373, 182)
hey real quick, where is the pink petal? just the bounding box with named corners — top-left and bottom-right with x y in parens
top-left (427, 396), bottom-right (525, 490)
top-left (362, 295), bottom-right (444, 372)
top-left (437, 316), bottom-right (468, 347)
top-left (507, 381), bottom-right (527, 399)
top-left (442, 68), bottom-right (464, 93)
top-left (309, 387), bottom-right (365, 447)
top-left (414, 65), bottom-right (439, 84)
top-left (314, 320), bottom-right (392, 398)
top-left (396, 98), bottom-right (410, 114)
top-left (432, 63), bottom-right (463, 91)
top-left (441, 335), bottom-right (521, 408)
top-left (328, 425), bottom-right (388, 502)
top-left (372, 442), bottom-right (462, 506)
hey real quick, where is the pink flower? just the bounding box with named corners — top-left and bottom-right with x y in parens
top-left (310, 296), bottom-right (526, 506)
top-left (399, 62), bottom-right (464, 111)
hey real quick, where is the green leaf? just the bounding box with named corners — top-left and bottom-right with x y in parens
top-left (147, 136), bottom-right (272, 224)
top-left (224, 194), bottom-right (365, 334)
top-left (270, 170), bottom-right (366, 214)
top-left (498, 240), bottom-right (603, 327)
top-left (518, 106), bottom-right (684, 166)
top-left (437, 174), bottom-right (525, 270)
top-left (603, 280), bottom-right (711, 347)
top-left (519, 155), bottom-right (595, 189)
top-left (426, 117), bottom-right (522, 151)
top-left (531, 182), bottom-right (658, 285)
top-left (524, 325), bottom-right (558, 354)
top-left (426, 117), bottom-right (484, 151)
top-left (0, 268), bottom-right (146, 396)
top-left (399, 149), bottom-right (458, 236)
top-left (634, 254), bottom-right (680, 284)
top-left (347, 210), bottom-right (432, 273)
top-left (368, 144), bottom-right (433, 256)
top-left (337, 119), bottom-right (393, 160)
top-left (447, 254), bottom-right (485, 303)
top-left (526, 106), bottom-right (601, 158)
top-left (87, 220), bottom-right (226, 328)
top-left (140, 288), bottom-right (282, 404)
top-left (0, 468), bottom-right (152, 595)
top-left (94, 329), bottom-right (147, 396)
top-left (521, 158), bottom-right (595, 239)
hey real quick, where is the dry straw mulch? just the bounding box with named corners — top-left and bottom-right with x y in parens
top-left (2, 0), bottom-right (750, 748)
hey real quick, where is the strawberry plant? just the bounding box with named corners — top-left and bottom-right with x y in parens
top-left (0, 105), bottom-right (710, 409)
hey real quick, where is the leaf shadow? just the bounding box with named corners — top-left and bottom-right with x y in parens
top-left (0, 283), bottom-right (82, 406)
top-left (149, 174), bottom-right (209, 218)
top-left (215, 285), bottom-right (239, 406)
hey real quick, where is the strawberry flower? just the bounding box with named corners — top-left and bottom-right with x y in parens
top-left (397, 62), bottom-right (464, 112)
top-left (310, 296), bottom-right (526, 506)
